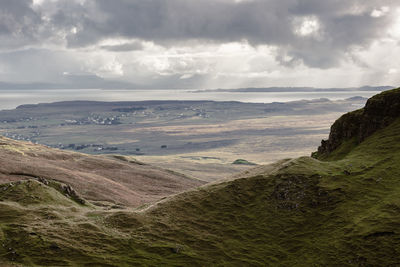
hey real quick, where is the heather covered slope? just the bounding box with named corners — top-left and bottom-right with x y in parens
top-left (0, 137), bottom-right (203, 207)
top-left (1, 89), bottom-right (400, 266)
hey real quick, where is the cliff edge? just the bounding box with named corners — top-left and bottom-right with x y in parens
top-left (313, 87), bottom-right (400, 159)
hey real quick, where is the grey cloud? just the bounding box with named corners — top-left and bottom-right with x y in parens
top-left (0, 0), bottom-right (398, 69)
top-left (0, 0), bottom-right (43, 49)
top-left (48, 0), bottom-right (397, 68)
top-left (74, 0), bottom-right (294, 45)
top-left (100, 42), bottom-right (144, 52)
top-left (0, 48), bottom-right (84, 83)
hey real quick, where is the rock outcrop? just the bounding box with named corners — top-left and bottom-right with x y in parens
top-left (314, 88), bottom-right (400, 158)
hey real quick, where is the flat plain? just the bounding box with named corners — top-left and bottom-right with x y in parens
top-left (0, 98), bottom-right (366, 181)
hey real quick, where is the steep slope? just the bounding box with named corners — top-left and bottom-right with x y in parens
top-left (314, 87), bottom-right (400, 159)
top-left (1, 89), bottom-right (400, 266)
top-left (0, 137), bottom-right (203, 207)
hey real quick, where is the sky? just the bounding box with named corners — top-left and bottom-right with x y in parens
top-left (0, 0), bottom-right (400, 89)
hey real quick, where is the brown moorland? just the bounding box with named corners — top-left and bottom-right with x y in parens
top-left (0, 136), bottom-right (204, 207)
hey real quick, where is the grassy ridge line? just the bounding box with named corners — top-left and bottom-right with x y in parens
top-left (137, 117), bottom-right (400, 265)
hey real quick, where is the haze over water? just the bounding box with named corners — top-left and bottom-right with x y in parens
top-left (0, 89), bottom-right (380, 111)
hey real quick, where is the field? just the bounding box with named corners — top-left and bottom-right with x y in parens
top-left (0, 98), bottom-right (366, 181)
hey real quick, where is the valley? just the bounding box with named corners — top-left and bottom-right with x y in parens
top-left (0, 97), bottom-right (366, 181)
top-left (0, 88), bottom-right (399, 266)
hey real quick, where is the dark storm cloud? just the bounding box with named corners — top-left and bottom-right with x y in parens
top-left (62, 0), bottom-right (295, 46)
top-left (50, 0), bottom-right (398, 67)
top-left (0, 0), bottom-right (43, 49)
top-left (0, 0), bottom-right (398, 68)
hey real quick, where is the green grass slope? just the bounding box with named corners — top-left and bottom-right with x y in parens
top-left (140, 116), bottom-right (400, 266)
top-left (1, 89), bottom-right (400, 266)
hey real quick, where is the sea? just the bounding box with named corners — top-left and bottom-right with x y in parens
top-left (0, 89), bottom-right (381, 110)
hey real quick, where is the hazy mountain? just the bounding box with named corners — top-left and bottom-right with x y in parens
top-left (0, 78), bottom-right (394, 92)
top-left (0, 74), bottom-right (145, 90)
top-left (193, 85), bottom-right (394, 93)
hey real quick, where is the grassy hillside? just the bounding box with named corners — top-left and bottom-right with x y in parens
top-left (0, 136), bottom-right (203, 207)
top-left (140, 116), bottom-right (400, 265)
top-left (1, 89), bottom-right (400, 266)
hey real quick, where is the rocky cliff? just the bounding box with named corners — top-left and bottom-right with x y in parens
top-left (314, 87), bottom-right (400, 159)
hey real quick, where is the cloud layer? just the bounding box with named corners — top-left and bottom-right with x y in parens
top-left (0, 0), bottom-right (399, 88)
